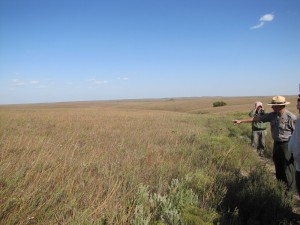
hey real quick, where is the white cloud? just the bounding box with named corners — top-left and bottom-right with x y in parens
top-left (95, 80), bottom-right (108, 84)
top-left (9, 79), bottom-right (45, 88)
top-left (260, 13), bottom-right (274, 22)
top-left (250, 13), bottom-right (275, 30)
top-left (30, 80), bottom-right (40, 84)
top-left (251, 22), bottom-right (264, 29)
top-left (36, 85), bottom-right (47, 89)
top-left (10, 79), bottom-right (26, 86)
top-left (118, 77), bottom-right (129, 80)
top-left (88, 78), bottom-right (108, 85)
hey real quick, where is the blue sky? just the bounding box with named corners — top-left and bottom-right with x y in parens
top-left (0, 0), bottom-right (299, 104)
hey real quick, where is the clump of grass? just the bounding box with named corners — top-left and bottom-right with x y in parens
top-left (220, 166), bottom-right (294, 225)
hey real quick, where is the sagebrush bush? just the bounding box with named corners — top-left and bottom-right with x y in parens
top-left (132, 177), bottom-right (220, 225)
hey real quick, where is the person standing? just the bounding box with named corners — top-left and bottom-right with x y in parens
top-left (248, 101), bottom-right (267, 156)
top-left (233, 96), bottom-right (297, 192)
top-left (288, 94), bottom-right (300, 196)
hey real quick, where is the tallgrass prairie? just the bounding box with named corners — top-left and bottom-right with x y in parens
top-left (0, 96), bottom-right (298, 224)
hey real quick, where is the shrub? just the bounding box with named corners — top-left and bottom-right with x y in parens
top-left (220, 167), bottom-right (294, 225)
top-left (181, 206), bottom-right (218, 225)
top-left (213, 101), bottom-right (227, 107)
top-left (132, 177), bottom-right (219, 225)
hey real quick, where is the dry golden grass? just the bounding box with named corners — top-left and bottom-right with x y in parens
top-left (0, 95), bottom-right (298, 224)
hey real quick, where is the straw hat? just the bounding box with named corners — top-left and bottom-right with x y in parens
top-left (267, 96), bottom-right (290, 106)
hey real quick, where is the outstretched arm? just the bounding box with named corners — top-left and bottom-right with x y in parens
top-left (233, 117), bottom-right (256, 124)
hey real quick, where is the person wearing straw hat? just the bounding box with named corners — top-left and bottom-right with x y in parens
top-left (288, 94), bottom-right (300, 196)
top-left (249, 101), bottom-right (267, 156)
top-left (233, 96), bottom-right (297, 192)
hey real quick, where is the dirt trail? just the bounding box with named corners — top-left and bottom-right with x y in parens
top-left (258, 156), bottom-right (275, 175)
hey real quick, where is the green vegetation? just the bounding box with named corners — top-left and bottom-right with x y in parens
top-left (213, 101), bottom-right (227, 107)
top-left (0, 97), bottom-right (298, 224)
top-left (220, 167), bottom-right (294, 225)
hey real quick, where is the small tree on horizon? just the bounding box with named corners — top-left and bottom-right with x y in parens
top-left (213, 101), bottom-right (227, 107)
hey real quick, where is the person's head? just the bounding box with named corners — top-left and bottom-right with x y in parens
top-left (267, 96), bottom-right (290, 114)
top-left (255, 101), bottom-right (263, 110)
top-left (271, 105), bottom-right (285, 114)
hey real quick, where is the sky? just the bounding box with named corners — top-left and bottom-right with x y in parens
top-left (0, 0), bottom-right (300, 104)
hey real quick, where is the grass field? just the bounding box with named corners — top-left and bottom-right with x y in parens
top-left (0, 96), bottom-right (298, 224)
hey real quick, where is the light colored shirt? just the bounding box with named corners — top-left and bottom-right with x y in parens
top-left (289, 116), bottom-right (300, 171)
top-left (259, 109), bottom-right (296, 142)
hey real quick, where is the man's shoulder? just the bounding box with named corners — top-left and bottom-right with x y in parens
top-left (285, 110), bottom-right (297, 120)
top-left (260, 111), bottom-right (273, 117)
top-left (257, 111), bottom-right (273, 122)
top-left (260, 109), bottom-right (267, 115)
